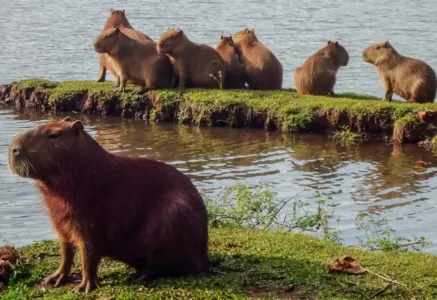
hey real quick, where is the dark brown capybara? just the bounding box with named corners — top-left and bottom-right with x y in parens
top-left (232, 28), bottom-right (283, 90)
top-left (93, 27), bottom-right (174, 93)
top-left (362, 41), bottom-right (437, 103)
top-left (97, 9), bottom-right (154, 83)
top-left (7, 117), bottom-right (209, 293)
top-left (215, 36), bottom-right (246, 89)
top-left (157, 29), bottom-right (227, 91)
top-left (294, 41), bottom-right (349, 96)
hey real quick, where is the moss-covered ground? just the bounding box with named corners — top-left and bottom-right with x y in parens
top-left (2, 228), bottom-right (437, 299)
top-left (2, 78), bottom-right (437, 143)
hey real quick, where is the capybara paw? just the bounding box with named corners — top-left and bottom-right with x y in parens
top-left (71, 279), bottom-right (99, 293)
top-left (41, 271), bottom-right (67, 287)
top-left (95, 78), bottom-right (105, 83)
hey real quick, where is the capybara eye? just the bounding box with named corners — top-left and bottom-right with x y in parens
top-left (48, 132), bottom-right (62, 139)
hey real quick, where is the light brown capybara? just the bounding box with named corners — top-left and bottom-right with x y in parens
top-left (232, 28), bottom-right (283, 90)
top-left (157, 29), bottom-right (227, 91)
top-left (215, 36), bottom-right (246, 89)
top-left (97, 9), bottom-right (154, 83)
top-left (294, 41), bottom-right (349, 96)
top-left (362, 41), bottom-right (437, 103)
top-left (7, 117), bottom-right (209, 293)
top-left (93, 27), bottom-right (174, 93)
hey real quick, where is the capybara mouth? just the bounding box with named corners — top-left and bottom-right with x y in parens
top-left (8, 156), bottom-right (33, 178)
top-left (93, 44), bottom-right (105, 54)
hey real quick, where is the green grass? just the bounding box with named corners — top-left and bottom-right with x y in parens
top-left (2, 228), bottom-right (437, 299)
top-left (9, 78), bottom-right (437, 142)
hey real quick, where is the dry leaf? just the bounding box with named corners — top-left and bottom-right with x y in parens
top-left (327, 256), bottom-right (366, 275)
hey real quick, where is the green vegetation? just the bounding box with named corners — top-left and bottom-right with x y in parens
top-left (331, 125), bottom-right (361, 147)
top-left (2, 182), bottom-right (435, 299)
top-left (7, 78), bottom-right (437, 143)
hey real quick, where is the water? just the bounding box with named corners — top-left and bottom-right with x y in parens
top-left (1, 109), bottom-right (437, 253)
top-left (1, 1), bottom-right (437, 251)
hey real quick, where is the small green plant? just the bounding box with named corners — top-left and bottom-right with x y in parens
top-left (209, 70), bottom-right (223, 90)
top-left (203, 181), bottom-right (341, 243)
top-left (355, 212), bottom-right (431, 252)
top-left (331, 125), bottom-right (360, 146)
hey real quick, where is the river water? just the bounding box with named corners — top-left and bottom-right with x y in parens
top-left (1, 0), bottom-right (437, 252)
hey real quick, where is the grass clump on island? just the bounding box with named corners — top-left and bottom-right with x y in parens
top-left (8, 78), bottom-right (437, 143)
top-left (2, 182), bottom-right (436, 299)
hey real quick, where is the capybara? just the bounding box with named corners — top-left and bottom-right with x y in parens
top-left (157, 29), bottom-right (227, 91)
top-left (93, 27), bottom-right (174, 93)
top-left (97, 9), bottom-right (154, 83)
top-left (7, 117), bottom-right (209, 293)
top-left (232, 28), bottom-right (283, 90)
top-left (362, 41), bottom-right (437, 103)
top-left (294, 41), bottom-right (349, 96)
top-left (216, 36), bottom-right (246, 89)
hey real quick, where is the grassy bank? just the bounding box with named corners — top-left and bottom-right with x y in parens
top-left (2, 78), bottom-right (437, 143)
top-left (1, 228), bottom-right (436, 299)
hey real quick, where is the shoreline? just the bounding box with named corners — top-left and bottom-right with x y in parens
top-left (2, 78), bottom-right (437, 144)
top-left (1, 228), bottom-right (437, 299)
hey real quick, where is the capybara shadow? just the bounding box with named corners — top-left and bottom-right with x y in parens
top-left (294, 41), bottom-right (349, 96)
top-left (363, 41), bottom-right (437, 103)
top-left (157, 29), bottom-right (227, 91)
top-left (97, 9), bottom-right (154, 84)
top-left (7, 117), bottom-right (209, 293)
top-left (216, 36), bottom-right (246, 89)
top-left (94, 27), bottom-right (174, 93)
top-left (232, 28), bottom-right (283, 90)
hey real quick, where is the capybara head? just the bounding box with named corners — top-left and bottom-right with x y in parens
top-left (218, 35), bottom-right (236, 48)
top-left (326, 40), bottom-right (349, 67)
top-left (94, 27), bottom-right (123, 54)
top-left (157, 29), bottom-right (186, 55)
top-left (362, 41), bottom-right (397, 65)
top-left (103, 9), bottom-right (131, 29)
top-left (8, 117), bottom-right (86, 180)
top-left (233, 28), bottom-right (258, 46)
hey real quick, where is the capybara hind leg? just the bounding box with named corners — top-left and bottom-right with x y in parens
top-left (130, 269), bottom-right (156, 284)
top-left (72, 242), bottom-right (101, 294)
top-left (96, 64), bottom-right (106, 83)
top-left (42, 239), bottom-right (75, 288)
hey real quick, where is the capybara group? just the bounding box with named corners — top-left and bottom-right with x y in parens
top-left (216, 36), bottom-right (246, 89)
top-left (157, 29), bottom-right (227, 91)
top-left (294, 41), bottom-right (349, 96)
top-left (94, 27), bottom-right (174, 93)
top-left (8, 117), bottom-right (209, 293)
top-left (232, 28), bottom-right (283, 90)
top-left (363, 41), bottom-right (437, 103)
top-left (97, 9), bottom-right (154, 83)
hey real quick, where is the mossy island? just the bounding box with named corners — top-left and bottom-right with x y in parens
top-left (2, 78), bottom-right (437, 145)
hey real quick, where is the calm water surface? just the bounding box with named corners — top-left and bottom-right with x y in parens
top-left (1, 109), bottom-right (437, 253)
top-left (1, 1), bottom-right (437, 251)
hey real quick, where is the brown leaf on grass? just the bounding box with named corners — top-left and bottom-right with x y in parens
top-left (327, 256), bottom-right (366, 275)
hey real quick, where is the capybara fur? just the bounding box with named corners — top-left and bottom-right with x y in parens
top-left (363, 41), bottom-right (437, 103)
top-left (157, 29), bottom-right (227, 91)
top-left (232, 28), bottom-right (283, 90)
top-left (7, 117), bottom-right (209, 293)
top-left (216, 36), bottom-right (246, 89)
top-left (93, 27), bottom-right (174, 93)
top-left (294, 41), bottom-right (349, 96)
top-left (97, 9), bottom-right (154, 83)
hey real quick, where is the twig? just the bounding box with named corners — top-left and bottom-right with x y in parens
top-left (372, 283), bottom-right (392, 297)
top-left (364, 268), bottom-right (407, 287)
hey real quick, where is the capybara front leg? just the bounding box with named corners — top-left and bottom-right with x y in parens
top-left (117, 76), bottom-right (127, 93)
top-left (96, 64), bottom-right (106, 83)
top-left (383, 91), bottom-right (393, 102)
top-left (133, 86), bottom-right (151, 95)
top-left (113, 76), bottom-right (120, 89)
top-left (178, 65), bottom-right (187, 92)
top-left (41, 238), bottom-right (75, 288)
top-left (72, 242), bottom-right (101, 293)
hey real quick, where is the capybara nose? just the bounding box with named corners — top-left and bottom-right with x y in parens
top-left (12, 148), bottom-right (20, 156)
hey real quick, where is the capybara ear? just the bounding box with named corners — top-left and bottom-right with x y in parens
top-left (220, 35), bottom-right (224, 40)
top-left (110, 9), bottom-right (115, 14)
top-left (335, 41), bottom-right (339, 47)
top-left (384, 41), bottom-right (391, 48)
top-left (71, 121), bottom-right (84, 134)
top-left (327, 40), bottom-right (332, 44)
top-left (122, 9), bottom-right (125, 14)
top-left (229, 36), bottom-right (233, 41)
top-left (179, 29), bottom-right (184, 35)
top-left (244, 28), bottom-right (248, 33)
top-left (62, 117), bottom-right (72, 122)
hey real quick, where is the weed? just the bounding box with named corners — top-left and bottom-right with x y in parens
top-left (331, 125), bottom-right (361, 146)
